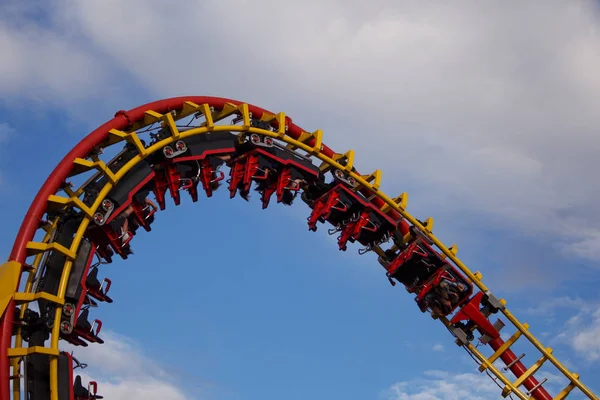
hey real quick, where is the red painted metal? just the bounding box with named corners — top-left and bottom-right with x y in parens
top-left (0, 301), bottom-right (14, 397)
top-left (0, 96), bottom-right (460, 398)
top-left (8, 96), bottom-right (409, 263)
top-left (487, 336), bottom-right (552, 400)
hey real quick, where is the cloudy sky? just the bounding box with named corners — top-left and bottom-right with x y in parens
top-left (1, 1), bottom-right (600, 399)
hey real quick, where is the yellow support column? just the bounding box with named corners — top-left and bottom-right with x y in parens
top-left (0, 262), bottom-right (21, 318)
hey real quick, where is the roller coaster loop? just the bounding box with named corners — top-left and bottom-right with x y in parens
top-left (0, 96), bottom-right (597, 400)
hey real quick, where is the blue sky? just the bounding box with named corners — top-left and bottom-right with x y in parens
top-left (1, 1), bottom-right (600, 399)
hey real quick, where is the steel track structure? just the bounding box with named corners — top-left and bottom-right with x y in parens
top-left (0, 96), bottom-right (597, 400)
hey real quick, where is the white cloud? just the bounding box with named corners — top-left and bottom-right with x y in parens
top-left (382, 369), bottom-right (499, 400)
top-left (524, 296), bottom-right (587, 316)
top-left (0, 23), bottom-right (109, 101)
top-left (557, 308), bottom-right (600, 362)
top-left (56, 0), bottom-right (600, 262)
top-left (0, 123), bottom-right (14, 144)
top-left (432, 344), bottom-right (444, 352)
top-left (527, 296), bottom-right (600, 362)
top-left (2, 1), bottom-right (600, 263)
top-left (60, 330), bottom-right (192, 400)
top-left (76, 371), bottom-right (189, 400)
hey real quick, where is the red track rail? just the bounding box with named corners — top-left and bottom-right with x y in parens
top-left (0, 97), bottom-right (551, 400)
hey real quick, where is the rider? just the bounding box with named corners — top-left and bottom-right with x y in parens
top-left (120, 196), bottom-right (158, 244)
top-left (420, 275), bottom-right (467, 318)
top-left (254, 166), bottom-right (306, 206)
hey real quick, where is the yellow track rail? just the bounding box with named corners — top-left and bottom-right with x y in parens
top-left (1, 101), bottom-right (597, 400)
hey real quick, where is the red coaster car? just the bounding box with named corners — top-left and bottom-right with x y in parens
top-left (58, 352), bottom-right (103, 400)
top-left (227, 134), bottom-right (321, 207)
top-left (382, 234), bottom-right (472, 318)
top-left (306, 173), bottom-right (399, 253)
top-left (60, 240), bottom-right (112, 346)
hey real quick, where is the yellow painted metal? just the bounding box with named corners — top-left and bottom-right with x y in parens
top-left (200, 103), bottom-right (214, 128)
top-left (164, 112), bottom-right (180, 139)
top-left (275, 112), bottom-right (287, 138)
top-left (380, 193), bottom-right (408, 214)
top-left (286, 131), bottom-right (311, 151)
top-left (48, 218), bottom-right (91, 400)
top-left (143, 110), bottom-right (181, 139)
top-left (107, 128), bottom-right (128, 146)
top-left (69, 157), bottom-right (96, 177)
top-left (40, 222), bottom-right (53, 234)
top-left (342, 150), bottom-right (355, 172)
top-left (47, 195), bottom-right (94, 218)
top-left (14, 291), bottom-right (64, 306)
top-left (7, 102), bottom-right (597, 400)
top-left (310, 130), bottom-right (323, 155)
top-left (8, 346), bottom-right (59, 357)
top-left (422, 217), bottom-right (434, 233)
top-left (211, 102), bottom-right (239, 123)
top-left (286, 129), bottom-right (323, 155)
top-left (179, 101), bottom-right (202, 118)
top-left (319, 150), bottom-right (356, 173)
top-left (124, 132), bottom-right (147, 157)
top-left (554, 377), bottom-right (579, 400)
top-left (143, 110), bottom-right (164, 126)
top-left (0, 262), bottom-right (21, 318)
top-left (441, 244), bottom-right (458, 259)
top-left (464, 342), bottom-right (529, 400)
top-left (479, 325), bottom-right (527, 372)
top-left (502, 352), bottom-right (550, 397)
top-left (238, 103), bottom-right (251, 128)
top-left (360, 170), bottom-right (382, 191)
top-left (69, 158), bottom-right (117, 184)
top-left (11, 221), bottom-right (57, 400)
top-left (501, 309), bottom-right (597, 399)
top-left (257, 110), bottom-right (276, 124)
top-left (25, 242), bottom-right (75, 260)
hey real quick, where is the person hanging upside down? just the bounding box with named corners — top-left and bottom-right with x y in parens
top-left (120, 197), bottom-right (158, 244)
top-left (420, 277), bottom-right (467, 318)
top-left (254, 166), bottom-right (306, 206)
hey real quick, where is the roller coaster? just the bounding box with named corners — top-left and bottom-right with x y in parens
top-left (0, 96), bottom-right (597, 400)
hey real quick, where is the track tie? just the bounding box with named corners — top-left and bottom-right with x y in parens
top-left (285, 129), bottom-right (323, 155)
top-left (320, 150), bottom-right (355, 173)
top-left (143, 110), bottom-right (181, 139)
top-left (440, 244), bottom-right (458, 258)
top-left (198, 103), bottom-right (215, 129)
top-left (25, 242), bottom-right (76, 260)
top-left (6, 97), bottom-right (600, 400)
top-left (13, 291), bottom-right (64, 306)
top-left (123, 131), bottom-right (147, 156)
top-left (143, 110), bottom-right (164, 126)
top-left (501, 350), bottom-right (551, 397)
top-left (359, 170), bottom-right (382, 191)
top-left (237, 103), bottom-right (251, 128)
top-left (420, 216), bottom-right (434, 233)
top-left (380, 193), bottom-right (408, 213)
top-left (7, 346), bottom-right (59, 358)
top-left (211, 102), bottom-right (239, 123)
top-left (554, 376), bottom-right (580, 400)
top-left (274, 112), bottom-right (288, 138)
top-left (47, 195), bottom-right (94, 219)
top-left (527, 378), bottom-right (548, 396)
top-left (179, 101), bottom-right (202, 118)
top-left (107, 128), bottom-right (129, 146)
top-left (69, 158), bottom-right (116, 184)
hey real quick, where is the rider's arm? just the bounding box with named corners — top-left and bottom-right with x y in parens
top-left (145, 197), bottom-right (158, 210)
